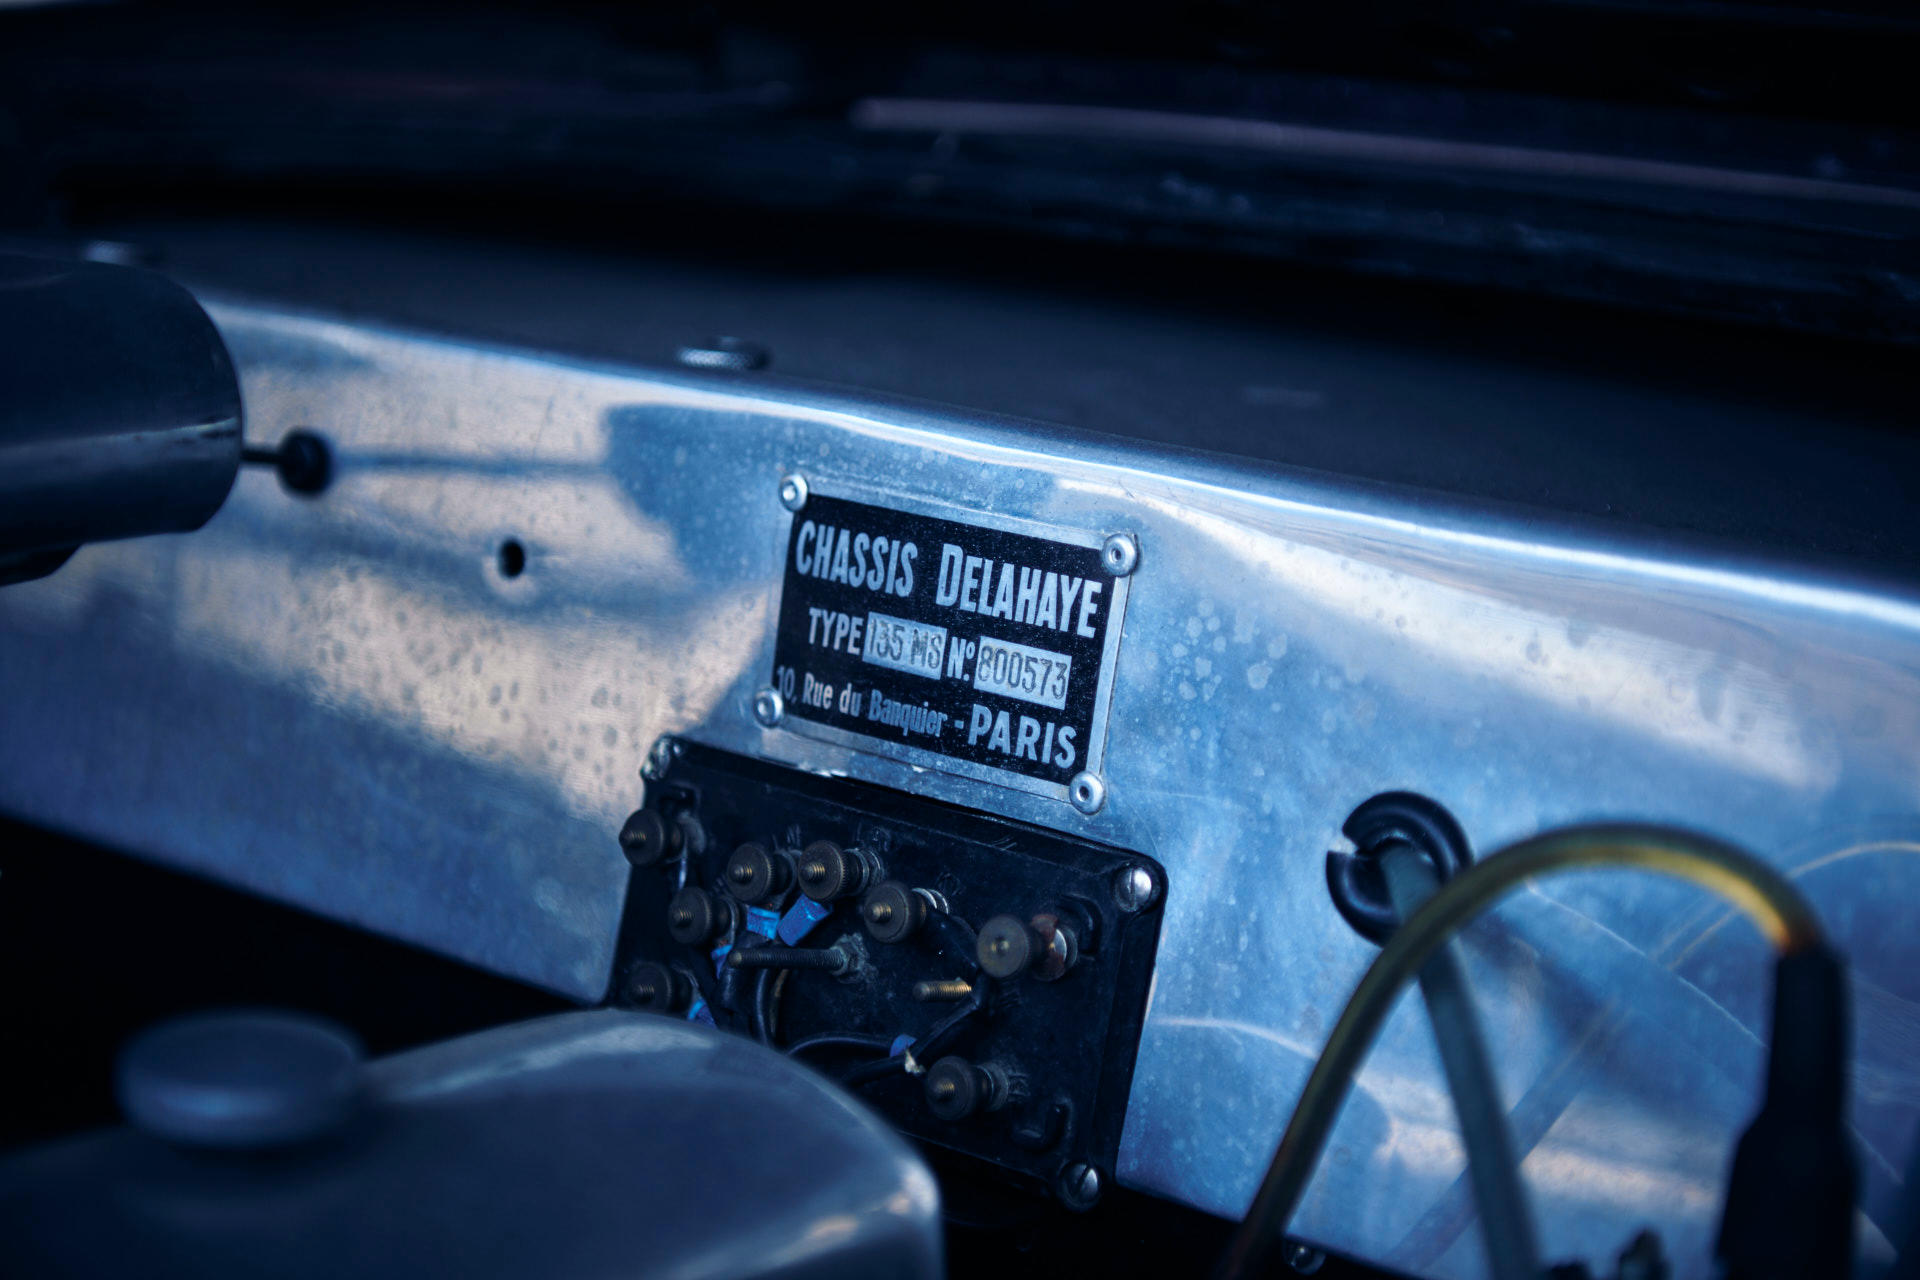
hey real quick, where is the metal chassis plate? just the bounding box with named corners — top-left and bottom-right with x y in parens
top-left (766, 476), bottom-right (1133, 807)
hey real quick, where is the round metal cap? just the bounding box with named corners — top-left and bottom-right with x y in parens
top-left (725, 842), bottom-right (791, 904)
top-left (1027, 913), bottom-right (1080, 981)
top-left (976, 914), bottom-right (1035, 979)
top-left (924, 1056), bottom-right (983, 1123)
top-left (619, 809), bottom-right (676, 868)
top-left (861, 879), bottom-right (926, 944)
top-left (667, 886), bottom-right (726, 946)
top-left (116, 1010), bottom-right (363, 1151)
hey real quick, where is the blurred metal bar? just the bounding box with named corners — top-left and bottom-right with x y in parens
top-left (0, 255), bottom-right (241, 582)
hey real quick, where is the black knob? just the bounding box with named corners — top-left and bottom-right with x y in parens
top-left (619, 809), bottom-right (680, 869)
top-left (796, 839), bottom-right (877, 902)
top-left (924, 1056), bottom-right (1007, 1123)
top-left (978, 913), bottom-right (1079, 981)
top-left (667, 886), bottom-right (729, 946)
top-left (861, 879), bottom-right (928, 944)
top-left (724, 842), bottom-right (793, 905)
top-left (627, 962), bottom-right (691, 1013)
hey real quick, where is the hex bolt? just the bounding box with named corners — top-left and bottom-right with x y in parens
top-left (618, 809), bottom-right (681, 869)
top-left (724, 842), bottom-right (793, 905)
top-left (667, 886), bottom-right (729, 946)
top-left (1112, 864), bottom-right (1161, 913)
top-left (1056, 1161), bottom-right (1103, 1212)
top-left (778, 473), bottom-right (809, 511)
top-left (752, 687), bottom-right (785, 728)
top-left (1068, 771), bottom-right (1107, 816)
top-left (627, 962), bottom-right (691, 1013)
top-left (913, 978), bottom-right (974, 1002)
top-left (1100, 532), bottom-right (1139, 577)
top-left (861, 879), bottom-right (928, 944)
top-left (797, 839), bottom-right (878, 902)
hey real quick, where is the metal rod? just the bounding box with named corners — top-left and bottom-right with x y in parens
top-left (726, 945), bottom-right (848, 975)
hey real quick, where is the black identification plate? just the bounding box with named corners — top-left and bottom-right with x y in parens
top-left (771, 489), bottom-right (1132, 801)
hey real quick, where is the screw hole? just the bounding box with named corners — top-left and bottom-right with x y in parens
top-left (498, 539), bottom-right (527, 578)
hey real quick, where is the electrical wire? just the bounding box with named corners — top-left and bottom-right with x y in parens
top-left (1377, 842), bottom-right (1540, 1280)
top-left (1214, 823), bottom-right (1825, 1280)
top-left (750, 968), bottom-right (781, 1046)
top-left (839, 983), bottom-right (993, 1087)
top-left (786, 1033), bottom-right (895, 1060)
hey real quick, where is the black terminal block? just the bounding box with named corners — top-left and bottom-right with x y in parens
top-left (611, 742), bottom-right (1165, 1207)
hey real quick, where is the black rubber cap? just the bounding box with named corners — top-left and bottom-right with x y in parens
top-left (276, 430), bottom-right (332, 495)
top-left (725, 842), bottom-right (791, 904)
top-left (116, 1010), bottom-right (362, 1151)
top-left (619, 809), bottom-right (676, 869)
top-left (861, 880), bottom-right (926, 944)
top-left (924, 1057), bottom-right (984, 1123)
top-left (667, 886), bottom-right (726, 946)
top-left (797, 840), bottom-right (865, 902)
top-left (627, 962), bottom-right (691, 1013)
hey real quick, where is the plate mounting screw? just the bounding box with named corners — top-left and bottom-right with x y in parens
top-left (778, 474), bottom-right (809, 512)
top-left (1113, 864), bottom-right (1160, 913)
top-left (1056, 1161), bottom-right (1103, 1211)
top-left (1068, 771), bottom-right (1107, 816)
top-left (641, 736), bottom-right (680, 781)
top-left (753, 687), bottom-right (785, 728)
top-left (1101, 532), bottom-right (1139, 577)
top-left (1286, 1242), bottom-right (1326, 1274)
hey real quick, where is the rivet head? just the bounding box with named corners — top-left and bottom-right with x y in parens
top-left (1100, 532), bottom-right (1139, 577)
top-left (1068, 771), bottom-right (1107, 815)
top-left (778, 473), bottom-right (809, 511)
top-left (752, 687), bottom-right (785, 728)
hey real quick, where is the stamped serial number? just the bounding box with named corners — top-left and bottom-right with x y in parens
top-left (972, 635), bottom-right (1071, 710)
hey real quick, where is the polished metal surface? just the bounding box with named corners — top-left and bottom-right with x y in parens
top-left (0, 255), bottom-right (241, 567)
top-left (0, 1010), bottom-right (943, 1280)
top-left (2, 298), bottom-right (1918, 1278)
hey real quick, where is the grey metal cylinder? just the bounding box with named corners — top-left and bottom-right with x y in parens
top-left (0, 254), bottom-right (242, 581)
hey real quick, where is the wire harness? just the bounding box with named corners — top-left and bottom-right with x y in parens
top-left (1215, 823), bottom-right (1829, 1280)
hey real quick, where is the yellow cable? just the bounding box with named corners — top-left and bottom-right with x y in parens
top-left (1215, 824), bottom-right (1825, 1280)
